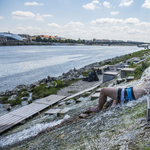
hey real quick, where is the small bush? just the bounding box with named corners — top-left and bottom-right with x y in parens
top-left (133, 61), bottom-right (150, 79)
top-left (6, 97), bottom-right (21, 106)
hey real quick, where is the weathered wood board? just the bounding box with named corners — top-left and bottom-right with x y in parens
top-left (0, 95), bottom-right (65, 134)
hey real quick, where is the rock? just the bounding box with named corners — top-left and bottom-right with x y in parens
top-left (66, 99), bottom-right (75, 105)
top-left (47, 76), bottom-right (52, 82)
top-left (126, 76), bottom-right (134, 81)
top-left (117, 78), bottom-right (125, 84)
top-left (76, 97), bottom-right (86, 103)
top-left (30, 81), bottom-right (40, 88)
top-left (79, 113), bottom-right (89, 118)
top-left (21, 97), bottom-right (29, 101)
top-left (58, 101), bottom-right (66, 106)
top-left (8, 95), bottom-right (17, 101)
top-left (0, 92), bottom-right (5, 96)
top-left (3, 104), bottom-right (12, 111)
top-left (39, 78), bottom-right (47, 84)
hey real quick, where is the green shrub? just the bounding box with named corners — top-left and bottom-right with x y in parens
top-left (6, 97), bottom-right (21, 106)
top-left (1, 96), bottom-right (8, 103)
top-left (133, 61), bottom-right (150, 79)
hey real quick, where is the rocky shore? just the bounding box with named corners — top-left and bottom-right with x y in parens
top-left (0, 55), bottom-right (124, 98)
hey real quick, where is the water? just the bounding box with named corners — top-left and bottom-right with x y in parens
top-left (0, 45), bottom-right (142, 92)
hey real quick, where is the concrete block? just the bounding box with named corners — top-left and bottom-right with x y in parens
top-left (121, 68), bottom-right (134, 78)
top-left (147, 96), bottom-right (150, 121)
top-left (124, 65), bottom-right (129, 68)
top-left (126, 76), bottom-right (134, 81)
top-left (58, 108), bottom-right (71, 115)
top-left (103, 72), bottom-right (118, 83)
top-left (45, 109), bottom-right (61, 115)
top-left (95, 88), bottom-right (101, 93)
top-left (91, 93), bottom-right (100, 100)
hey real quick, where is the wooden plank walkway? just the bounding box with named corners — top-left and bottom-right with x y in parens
top-left (0, 95), bottom-right (65, 134)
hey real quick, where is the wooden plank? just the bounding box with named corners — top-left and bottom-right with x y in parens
top-left (10, 103), bottom-right (48, 118)
top-left (34, 95), bottom-right (66, 105)
top-left (0, 94), bottom-right (66, 134)
top-left (0, 114), bottom-right (24, 134)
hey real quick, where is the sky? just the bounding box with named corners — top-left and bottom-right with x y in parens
top-left (0, 0), bottom-right (150, 42)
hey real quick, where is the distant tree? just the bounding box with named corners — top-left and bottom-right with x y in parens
top-left (42, 38), bottom-right (48, 42)
top-left (36, 36), bottom-right (42, 42)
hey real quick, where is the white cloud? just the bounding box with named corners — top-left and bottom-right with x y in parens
top-left (42, 14), bottom-right (53, 17)
top-left (124, 18), bottom-right (140, 24)
top-left (48, 23), bottom-right (61, 28)
top-left (142, 0), bottom-right (150, 8)
top-left (12, 11), bottom-right (35, 20)
top-left (119, 0), bottom-right (134, 7)
top-left (0, 16), bottom-right (3, 19)
top-left (24, 2), bottom-right (44, 6)
top-left (14, 26), bottom-right (42, 34)
top-left (65, 22), bottom-right (84, 28)
top-left (103, 1), bottom-right (112, 8)
top-left (137, 22), bottom-right (150, 26)
top-left (110, 11), bottom-right (119, 15)
top-left (82, 0), bottom-right (101, 10)
top-left (91, 18), bottom-right (123, 25)
top-left (35, 13), bottom-right (44, 21)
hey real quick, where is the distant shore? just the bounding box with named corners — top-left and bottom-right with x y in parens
top-left (0, 41), bottom-right (140, 46)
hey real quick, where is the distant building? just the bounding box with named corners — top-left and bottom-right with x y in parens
top-left (0, 32), bottom-right (23, 41)
top-left (40, 35), bottom-right (50, 39)
top-left (19, 34), bottom-right (31, 41)
top-left (0, 35), bottom-right (7, 42)
top-left (54, 35), bottom-right (66, 41)
top-left (93, 39), bottom-right (102, 42)
top-left (31, 36), bottom-right (38, 41)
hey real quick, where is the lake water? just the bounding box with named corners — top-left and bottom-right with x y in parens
top-left (0, 45), bottom-right (143, 92)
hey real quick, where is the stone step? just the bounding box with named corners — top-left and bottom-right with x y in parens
top-left (103, 71), bottom-right (118, 83)
top-left (58, 108), bottom-right (71, 115)
top-left (45, 109), bottom-right (61, 115)
top-left (121, 68), bottom-right (134, 78)
top-left (91, 93), bottom-right (100, 100)
top-left (95, 88), bottom-right (101, 93)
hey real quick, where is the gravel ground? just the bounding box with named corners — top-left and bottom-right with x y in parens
top-left (57, 75), bottom-right (103, 97)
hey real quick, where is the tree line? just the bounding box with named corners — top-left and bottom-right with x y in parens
top-left (34, 36), bottom-right (85, 43)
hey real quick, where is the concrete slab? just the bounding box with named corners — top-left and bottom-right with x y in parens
top-left (34, 95), bottom-right (66, 105)
top-left (124, 65), bottom-right (129, 68)
top-left (96, 88), bottom-right (101, 93)
top-left (58, 108), bottom-right (71, 115)
top-left (103, 71), bottom-right (118, 82)
top-left (45, 109), bottom-right (61, 115)
top-left (126, 76), bottom-right (134, 81)
top-left (121, 68), bottom-right (134, 78)
top-left (91, 93), bottom-right (100, 100)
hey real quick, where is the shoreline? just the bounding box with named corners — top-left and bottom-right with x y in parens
top-left (0, 53), bottom-right (125, 95)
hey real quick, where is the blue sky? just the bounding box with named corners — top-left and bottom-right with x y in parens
top-left (0, 0), bottom-right (150, 42)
